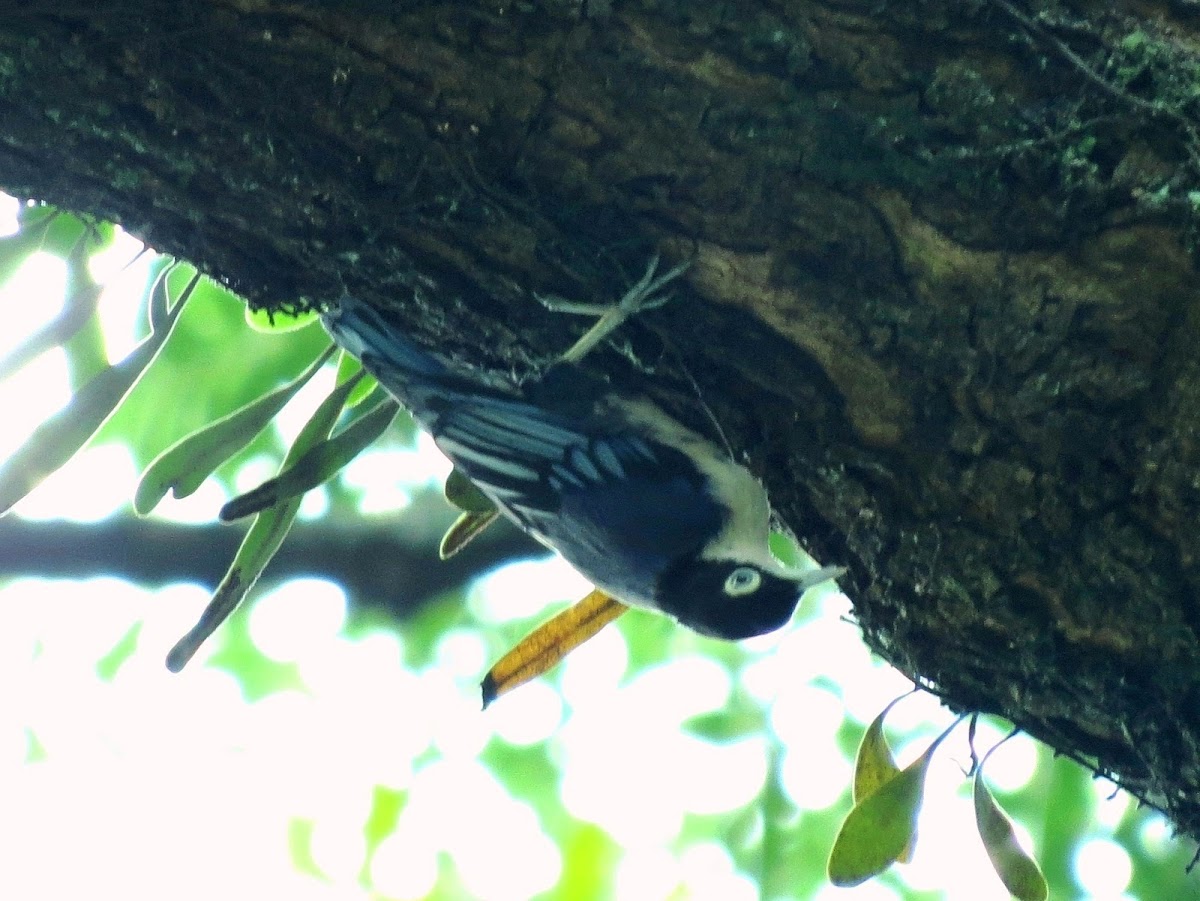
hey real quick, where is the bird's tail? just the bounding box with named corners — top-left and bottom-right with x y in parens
top-left (321, 293), bottom-right (464, 420)
top-left (323, 294), bottom-right (448, 378)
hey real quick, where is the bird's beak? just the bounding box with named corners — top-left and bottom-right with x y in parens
top-left (786, 564), bottom-right (846, 592)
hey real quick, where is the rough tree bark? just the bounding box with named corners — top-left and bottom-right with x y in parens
top-left (2, 0), bottom-right (1199, 846)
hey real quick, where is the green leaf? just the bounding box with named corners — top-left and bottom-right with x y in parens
top-left (828, 719), bottom-right (959, 887)
top-left (853, 702), bottom-right (903, 803)
top-left (444, 467), bottom-right (496, 513)
top-left (165, 369), bottom-right (368, 672)
top-left (95, 273), bottom-right (333, 469)
top-left (828, 747), bottom-right (931, 886)
top-left (133, 343), bottom-right (335, 514)
top-left (852, 695), bottom-right (916, 863)
top-left (975, 754), bottom-right (1048, 901)
top-left (218, 392), bottom-right (398, 521)
top-left (0, 221), bottom-right (115, 385)
top-left (336, 350), bottom-right (377, 407)
top-left (439, 509), bottom-right (500, 558)
top-left (0, 265), bottom-right (196, 517)
top-left (0, 207), bottom-right (72, 289)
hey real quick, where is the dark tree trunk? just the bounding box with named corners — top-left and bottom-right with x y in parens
top-left (3, 1), bottom-right (1200, 844)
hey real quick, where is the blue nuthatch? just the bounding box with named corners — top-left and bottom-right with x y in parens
top-left (323, 257), bottom-right (841, 639)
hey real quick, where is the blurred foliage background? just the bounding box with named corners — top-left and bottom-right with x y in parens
top-left (0, 196), bottom-right (1194, 900)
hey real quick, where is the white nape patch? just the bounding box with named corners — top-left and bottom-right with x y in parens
top-left (601, 395), bottom-right (779, 566)
top-left (695, 457), bottom-right (773, 564)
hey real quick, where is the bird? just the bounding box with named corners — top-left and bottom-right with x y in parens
top-left (321, 256), bottom-right (842, 640)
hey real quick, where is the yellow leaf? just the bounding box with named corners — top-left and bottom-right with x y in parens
top-left (481, 589), bottom-right (627, 708)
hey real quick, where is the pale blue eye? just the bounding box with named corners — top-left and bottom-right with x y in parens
top-left (724, 566), bottom-right (762, 597)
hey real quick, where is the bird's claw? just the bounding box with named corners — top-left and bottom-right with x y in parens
top-left (545, 253), bottom-right (693, 365)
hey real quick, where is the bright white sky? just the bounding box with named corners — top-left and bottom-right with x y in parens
top-left (0, 194), bottom-right (1151, 900)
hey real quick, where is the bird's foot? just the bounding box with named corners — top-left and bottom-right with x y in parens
top-left (537, 253), bottom-right (693, 365)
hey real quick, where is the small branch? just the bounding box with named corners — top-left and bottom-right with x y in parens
top-left (0, 496), bottom-right (543, 620)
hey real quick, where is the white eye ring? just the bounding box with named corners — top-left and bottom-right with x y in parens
top-left (724, 566), bottom-right (762, 597)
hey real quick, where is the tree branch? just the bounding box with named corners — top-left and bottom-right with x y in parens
top-left (2, 0), bottom-right (1199, 844)
top-left (0, 497), bottom-right (544, 620)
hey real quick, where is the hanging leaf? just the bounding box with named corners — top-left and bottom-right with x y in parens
top-left (828, 718), bottom-right (960, 887)
top-left (134, 344), bottom-right (335, 514)
top-left (0, 226), bottom-right (103, 383)
top-left (335, 351), bottom-right (377, 407)
top-left (975, 746), bottom-right (1048, 901)
top-left (444, 467), bottom-right (496, 513)
top-left (0, 205), bottom-right (63, 289)
top-left (437, 469), bottom-right (500, 556)
top-left (854, 702), bottom-right (902, 802)
top-left (165, 370), bottom-right (367, 672)
top-left (481, 588), bottom-right (628, 709)
top-left (439, 509), bottom-right (500, 559)
top-left (218, 392), bottom-right (398, 521)
top-left (0, 265), bottom-right (196, 517)
top-left (852, 695), bottom-right (917, 863)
